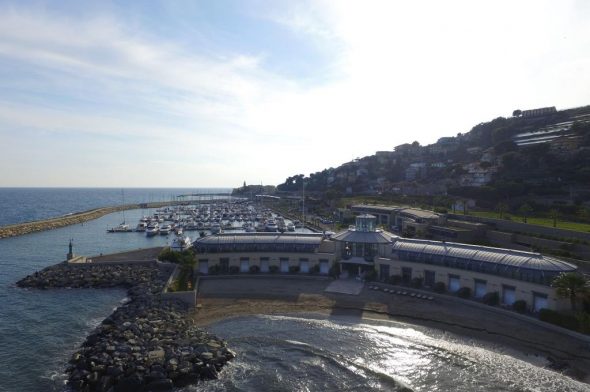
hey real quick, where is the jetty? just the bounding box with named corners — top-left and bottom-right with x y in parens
top-left (0, 201), bottom-right (183, 239)
top-left (17, 247), bottom-right (234, 391)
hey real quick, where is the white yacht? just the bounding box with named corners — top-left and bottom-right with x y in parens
top-left (160, 224), bottom-right (172, 236)
top-left (210, 222), bottom-right (222, 234)
top-left (146, 222), bottom-right (159, 237)
top-left (135, 222), bottom-right (147, 232)
top-left (265, 219), bottom-right (278, 232)
top-left (107, 222), bottom-right (130, 233)
top-left (171, 235), bottom-right (192, 252)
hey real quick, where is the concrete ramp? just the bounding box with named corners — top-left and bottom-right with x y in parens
top-left (325, 279), bottom-right (364, 295)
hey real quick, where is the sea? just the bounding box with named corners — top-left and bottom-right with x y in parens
top-left (0, 188), bottom-right (588, 392)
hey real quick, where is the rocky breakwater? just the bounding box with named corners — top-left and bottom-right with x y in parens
top-left (17, 262), bottom-right (235, 391)
top-left (0, 201), bottom-right (182, 239)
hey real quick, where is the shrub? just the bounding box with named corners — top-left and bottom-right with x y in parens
top-left (249, 265), bottom-right (260, 274)
top-left (364, 269), bottom-right (377, 282)
top-left (457, 287), bottom-right (471, 299)
top-left (575, 312), bottom-right (590, 335)
top-left (269, 265), bottom-right (279, 274)
top-left (208, 264), bottom-right (221, 275)
top-left (289, 265), bottom-right (300, 274)
top-left (229, 266), bottom-right (240, 274)
top-left (329, 262), bottom-right (340, 278)
top-left (433, 282), bottom-right (446, 293)
top-left (512, 300), bottom-right (527, 313)
top-left (410, 277), bottom-right (423, 288)
top-left (482, 291), bottom-right (500, 306)
top-left (388, 275), bottom-right (402, 285)
top-left (539, 308), bottom-right (579, 331)
top-left (158, 248), bottom-right (181, 263)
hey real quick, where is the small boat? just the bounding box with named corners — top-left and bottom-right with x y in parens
top-left (160, 224), bottom-right (172, 235)
top-left (171, 235), bottom-right (192, 252)
top-left (135, 222), bottom-right (147, 232)
top-left (265, 220), bottom-right (278, 232)
top-left (210, 222), bottom-right (222, 234)
top-left (107, 222), bottom-right (131, 233)
top-left (146, 222), bottom-right (159, 237)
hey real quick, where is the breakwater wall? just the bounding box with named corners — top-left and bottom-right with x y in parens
top-left (16, 261), bottom-right (234, 391)
top-left (0, 202), bottom-right (181, 239)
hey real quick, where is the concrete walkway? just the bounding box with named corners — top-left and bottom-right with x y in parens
top-left (325, 279), bottom-right (364, 295)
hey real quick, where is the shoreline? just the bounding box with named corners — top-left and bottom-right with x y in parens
top-left (194, 278), bottom-right (590, 384)
top-left (0, 201), bottom-right (182, 239)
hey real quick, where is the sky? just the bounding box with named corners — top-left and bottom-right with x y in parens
top-left (0, 0), bottom-right (589, 187)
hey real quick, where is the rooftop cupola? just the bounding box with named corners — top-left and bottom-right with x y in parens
top-left (355, 214), bottom-right (377, 232)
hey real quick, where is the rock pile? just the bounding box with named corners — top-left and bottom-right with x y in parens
top-left (17, 262), bottom-right (234, 391)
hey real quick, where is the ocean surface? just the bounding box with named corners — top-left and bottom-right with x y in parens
top-left (0, 188), bottom-right (588, 391)
top-left (0, 187), bottom-right (231, 226)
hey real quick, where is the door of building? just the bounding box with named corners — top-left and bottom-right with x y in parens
top-left (240, 258), bottom-right (249, 273)
top-left (260, 258), bottom-right (269, 273)
top-left (199, 260), bottom-right (208, 275)
top-left (280, 258), bottom-right (289, 273)
top-left (300, 259), bottom-right (309, 273)
top-left (320, 260), bottom-right (329, 275)
top-left (379, 264), bottom-right (390, 280)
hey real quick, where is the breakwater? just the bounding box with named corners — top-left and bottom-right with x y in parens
top-left (17, 262), bottom-right (234, 391)
top-left (0, 202), bottom-right (179, 239)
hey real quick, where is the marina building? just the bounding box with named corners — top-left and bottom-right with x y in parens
top-left (193, 214), bottom-right (576, 311)
top-left (193, 232), bottom-right (336, 275)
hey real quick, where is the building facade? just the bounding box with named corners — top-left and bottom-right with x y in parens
top-left (192, 214), bottom-right (576, 311)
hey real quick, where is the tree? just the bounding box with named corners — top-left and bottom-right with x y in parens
top-left (518, 203), bottom-right (533, 223)
top-left (552, 273), bottom-right (589, 312)
top-left (550, 209), bottom-right (559, 228)
top-left (496, 202), bottom-right (508, 219)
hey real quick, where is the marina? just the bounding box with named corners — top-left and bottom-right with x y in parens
top-left (106, 200), bottom-right (314, 239)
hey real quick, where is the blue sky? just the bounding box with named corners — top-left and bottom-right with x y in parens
top-left (0, 0), bottom-right (589, 187)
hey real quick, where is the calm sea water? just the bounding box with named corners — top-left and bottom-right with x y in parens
top-left (0, 189), bottom-right (588, 391)
top-left (0, 188), bottom-right (231, 226)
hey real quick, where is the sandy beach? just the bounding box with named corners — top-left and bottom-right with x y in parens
top-left (193, 277), bottom-right (590, 383)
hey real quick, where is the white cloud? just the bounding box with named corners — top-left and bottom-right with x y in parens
top-left (0, 1), bottom-right (589, 187)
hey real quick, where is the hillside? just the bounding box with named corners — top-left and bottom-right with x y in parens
top-left (276, 105), bottom-right (590, 212)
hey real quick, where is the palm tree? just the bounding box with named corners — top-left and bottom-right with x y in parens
top-left (552, 272), bottom-right (589, 311)
top-left (518, 203), bottom-right (533, 223)
top-left (549, 209), bottom-right (559, 228)
top-left (496, 202), bottom-right (508, 219)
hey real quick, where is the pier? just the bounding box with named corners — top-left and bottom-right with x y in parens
top-left (0, 201), bottom-right (184, 239)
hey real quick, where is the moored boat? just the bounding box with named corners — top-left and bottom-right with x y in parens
top-left (171, 235), bottom-right (193, 252)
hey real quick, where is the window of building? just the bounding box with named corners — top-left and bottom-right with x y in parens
top-left (424, 270), bottom-right (435, 287)
top-left (220, 257), bottom-right (229, 273)
top-left (402, 267), bottom-right (412, 283)
top-left (448, 274), bottom-right (460, 293)
top-left (474, 279), bottom-right (487, 299)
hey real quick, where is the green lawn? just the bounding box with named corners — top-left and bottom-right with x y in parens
top-left (466, 211), bottom-right (590, 233)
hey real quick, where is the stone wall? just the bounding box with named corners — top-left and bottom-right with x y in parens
top-left (449, 214), bottom-right (590, 242)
